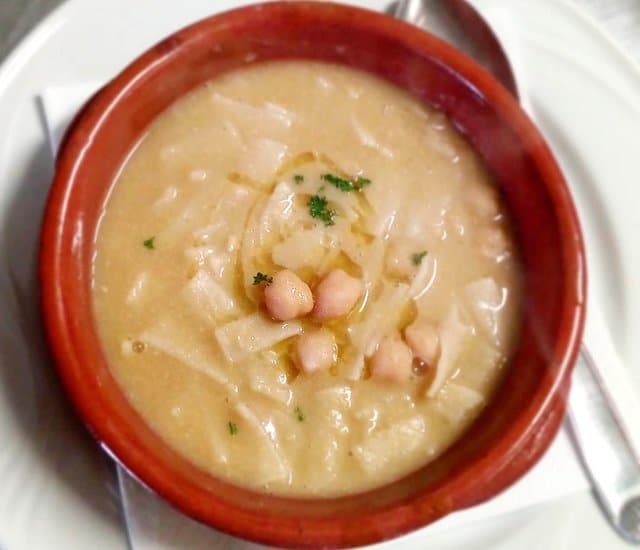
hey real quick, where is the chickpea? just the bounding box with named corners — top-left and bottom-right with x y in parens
top-left (404, 320), bottom-right (440, 366)
top-left (263, 269), bottom-right (314, 321)
top-left (370, 334), bottom-right (413, 384)
top-left (295, 329), bottom-right (337, 374)
top-left (312, 269), bottom-right (363, 321)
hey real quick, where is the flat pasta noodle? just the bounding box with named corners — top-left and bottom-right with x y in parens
top-left (209, 183), bottom-right (257, 247)
top-left (245, 354), bottom-right (293, 406)
top-left (235, 403), bottom-right (292, 484)
top-left (408, 253), bottom-right (436, 299)
top-left (351, 115), bottom-right (395, 159)
top-left (353, 282), bottom-right (410, 357)
top-left (259, 181), bottom-right (297, 238)
top-left (214, 312), bottom-right (303, 363)
top-left (240, 194), bottom-right (269, 298)
top-left (140, 319), bottom-right (229, 386)
top-left (183, 268), bottom-right (238, 323)
top-left (434, 382), bottom-right (485, 424)
top-left (238, 138), bottom-right (289, 184)
top-left (427, 304), bottom-right (472, 397)
top-left (343, 282), bottom-right (410, 380)
top-left (340, 234), bottom-right (385, 291)
top-left (298, 385), bottom-right (353, 489)
top-left (352, 416), bottom-right (427, 474)
top-left (271, 228), bottom-right (328, 270)
top-left (463, 276), bottom-right (507, 347)
top-left (211, 92), bottom-right (295, 132)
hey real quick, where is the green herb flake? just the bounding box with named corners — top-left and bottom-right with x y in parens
top-left (143, 237), bottom-right (155, 250)
top-left (308, 195), bottom-right (336, 226)
top-left (321, 173), bottom-right (372, 192)
top-left (412, 251), bottom-right (428, 266)
top-left (321, 173), bottom-right (353, 191)
top-left (355, 176), bottom-right (371, 189)
top-left (228, 421), bottom-right (238, 435)
top-left (293, 174), bottom-right (304, 184)
top-left (253, 272), bottom-right (273, 285)
top-left (294, 406), bottom-right (305, 422)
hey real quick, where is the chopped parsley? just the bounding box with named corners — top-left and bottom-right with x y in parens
top-left (293, 174), bottom-right (304, 184)
top-left (308, 195), bottom-right (336, 226)
top-left (321, 173), bottom-right (371, 192)
top-left (355, 176), bottom-right (371, 189)
top-left (143, 237), bottom-right (155, 249)
top-left (321, 173), bottom-right (352, 191)
top-left (253, 272), bottom-right (273, 285)
top-left (294, 406), bottom-right (305, 422)
top-left (228, 421), bottom-right (238, 435)
top-left (412, 251), bottom-right (428, 266)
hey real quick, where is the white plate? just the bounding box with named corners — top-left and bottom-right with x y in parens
top-left (0, 0), bottom-right (638, 549)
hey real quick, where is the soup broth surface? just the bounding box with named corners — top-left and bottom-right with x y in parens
top-left (93, 61), bottom-right (522, 497)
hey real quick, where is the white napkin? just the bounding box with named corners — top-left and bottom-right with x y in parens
top-left (40, 83), bottom-right (590, 549)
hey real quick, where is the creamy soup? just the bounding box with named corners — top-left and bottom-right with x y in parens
top-left (93, 62), bottom-right (522, 497)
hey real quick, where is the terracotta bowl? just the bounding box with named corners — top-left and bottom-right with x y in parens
top-left (39, 2), bottom-right (586, 548)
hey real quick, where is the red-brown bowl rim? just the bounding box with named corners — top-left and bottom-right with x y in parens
top-left (39, 1), bottom-right (586, 548)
